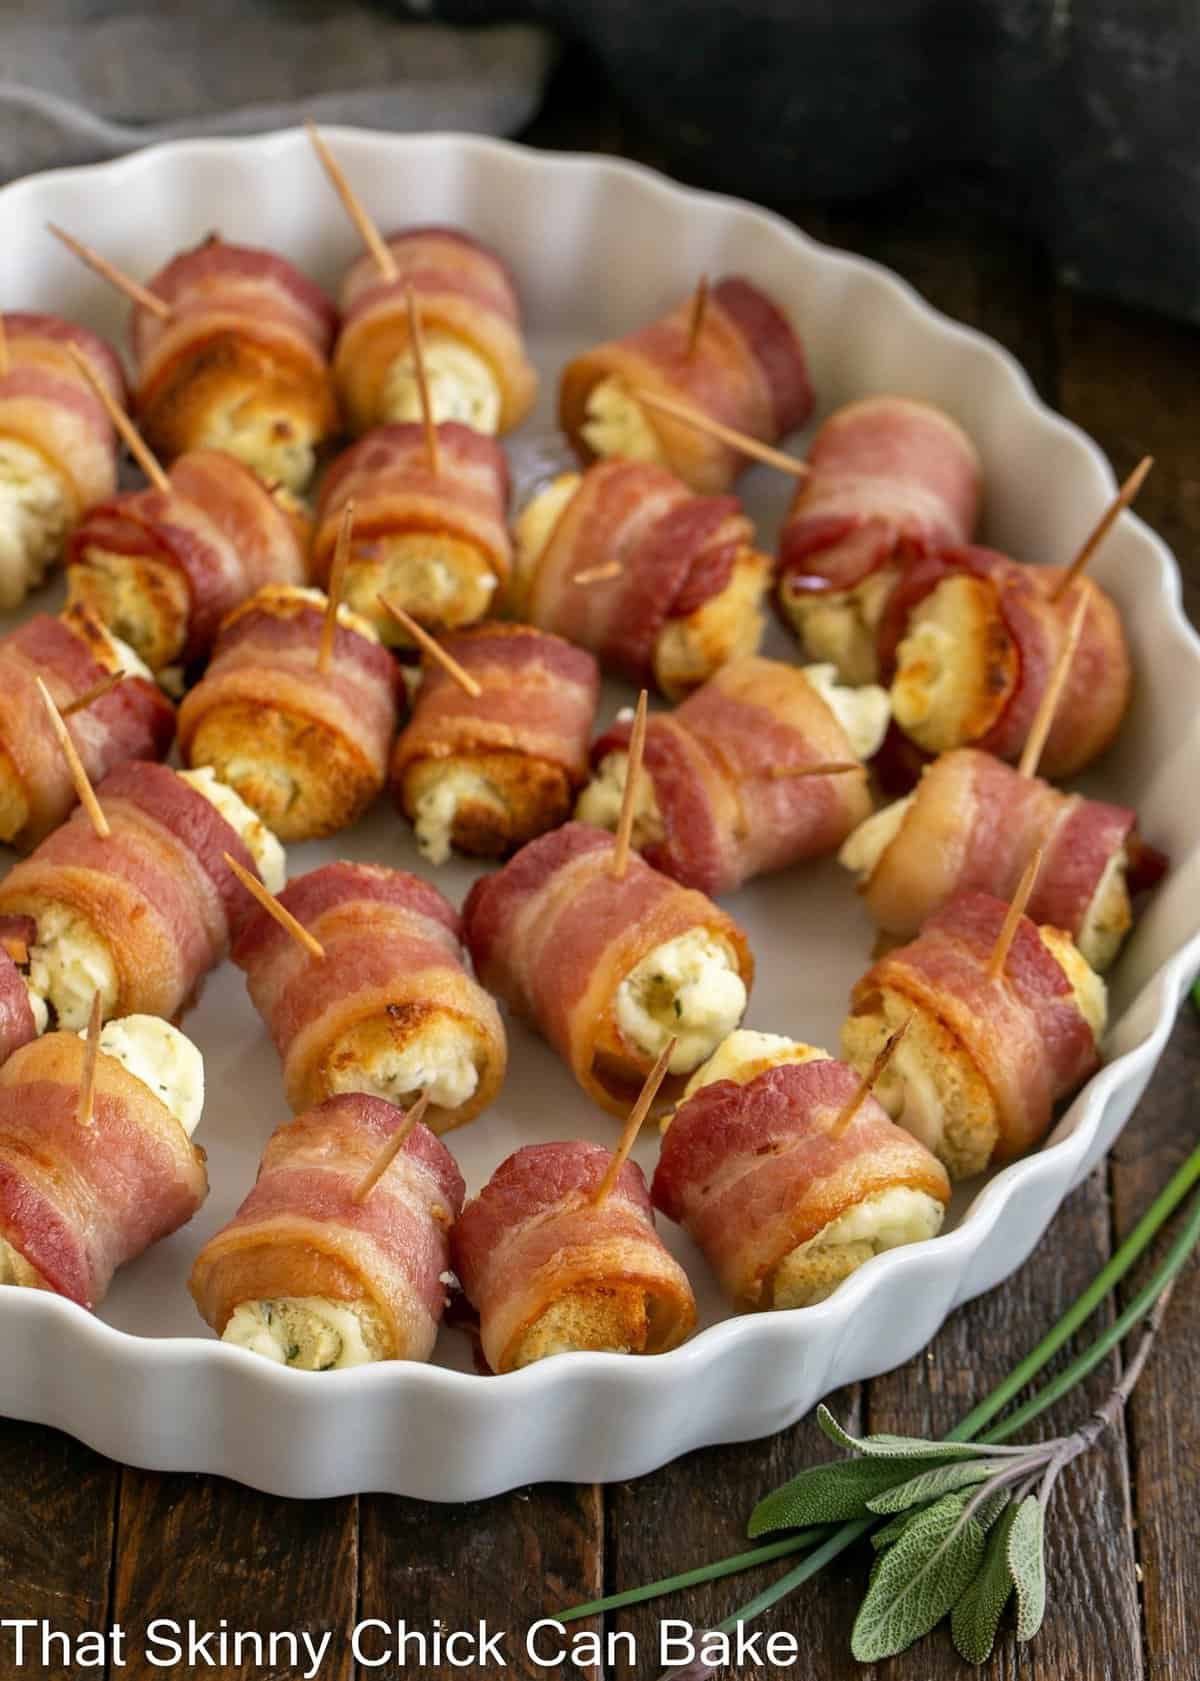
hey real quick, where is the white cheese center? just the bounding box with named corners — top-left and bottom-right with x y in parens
top-left (178, 767), bottom-right (287, 894)
top-left (77, 1013), bottom-right (204, 1135)
top-left (580, 379), bottom-right (664, 464)
top-left (223, 1299), bottom-right (375, 1370)
top-left (575, 750), bottom-right (663, 847)
top-left (326, 1015), bottom-right (480, 1112)
top-left (513, 471), bottom-right (582, 595)
top-left (412, 769), bottom-right (502, 868)
top-left (781, 567), bottom-right (895, 688)
top-left (195, 403), bottom-right (315, 494)
top-left (679, 1029), bottom-right (831, 1102)
top-left (616, 929), bottom-right (748, 1074)
top-left (381, 333), bottom-right (502, 434)
top-left (27, 905), bottom-right (118, 1032)
top-left (801, 662), bottom-right (891, 760)
top-left (0, 439), bottom-right (71, 609)
top-left (838, 793), bottom-right (914, 881)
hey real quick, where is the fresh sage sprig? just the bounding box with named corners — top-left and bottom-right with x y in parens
top-left (749, 1282), bottom-right (1172, 1663)
top-left (557, 1134), bottom-right (1200, 1674)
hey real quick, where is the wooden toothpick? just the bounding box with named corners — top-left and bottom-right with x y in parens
top-left (611, 689), bottom-right (649, 880)
top-left (572, 561), bottom-right (623, 586)
top-left (1050, 455), bottom-right (1153, 602)
top-left (987, 848), bottom-right (1045, 982)
top-left (685, 275), bottom-right (709, 360)
top-left (35, 677), bottom-right (110, 838)
top-left (319, 499), bottom-right (354, 674)
top-left (222, 852), bottom-right (326, 960)
top-left (305, 121), bottom-right (397, 280)
top-left (830, 1017), bottom-right (912, 1140)
top-left (65, 344), bottom-right (170, 493)
top-left (76, 992), bottom-right (104, 1128)
top-left (48, 223), bottom-right (172, 320)
top-left (592, 1037), bottom-right (678, 1207)
top-left (60, 670), bottom-right (125, 718)
top-left (760, 760), bottom-right (863, 783)
top-left (376, 596), bottom-right (482, 696)
top-left (633, 387), bottom-right (809, 479)
top-left (1017, 584), bottom-right (1092, 779)
top-left (352, 1091), bottom-right (432, 1205)
top-left (0, 313), bottom-right (9, 379)
top-left (404, 282), bottom-right (440, 476)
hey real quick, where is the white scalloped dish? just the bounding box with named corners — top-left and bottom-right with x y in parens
top-left (1, 130), bottom-right (1198, 1501)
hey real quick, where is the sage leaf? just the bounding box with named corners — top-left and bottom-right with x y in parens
top-left (1007, 1496), bottom-right (1047, 1640)
top-left (850, 1494), bottom-right (987, 1662)
top-left (817, 1406), bottom-right (1006, 1463)
top-left (973, 1487), bottom-right (1015, 1534)
top-left (867, 1460), bottom-right (1002, 1515)
top-left (871, 1506), bottom-right (934, 1552)
top-left (950, 1501), bottom-right (1019, 1664)
top-left (749, 1457), bottom-right (941, 1537)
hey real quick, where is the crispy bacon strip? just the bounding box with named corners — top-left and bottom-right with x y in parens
top-left (0, 611), bottom-right (175, 850)
top-left (178, 588), bottom-right (402, 841)
top-left (67, 449), bottom-right (311, 665)
top-left (0, 761), bottom-right (261, 1022)
top-left (0, 311), bottom-right (127, 513)
top-left (129, 236), bottom-right (339, 467)
top-left (336, 226), bottom-right (537, 435)
top-left (462, 821), bottom-right (753, 1117)
top-left (451, 1141), bottom-right (696, 1372)
top-left (591, 656), bottom-right (872, 894)
top-left (0, 944), bottom-right (38, 1068)
top-left (652, 1059), bottom-right (949, 1308)
top-left (850, 892), bottom-right (1100, 1162)
top-left (189, 1093), bottom-right (463, 1362)
top-left (879, 546), bottom-right (1131, 778)
top-left (231, 862), bottom-right (506, 1130)
top-left (560, 275), bottom-right (812, 494)
top-left (777, 396), bottom-right (981, 600)
top-left (0, 1032), bottom-right (207, 1307)
top-left (521, 459), bottom-right (756, 689)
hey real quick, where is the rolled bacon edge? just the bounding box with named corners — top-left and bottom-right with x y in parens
top-left (451, 1141), bottom-right (696, 1373)
top-left (0, 1032), bottom-right (207, 1309)
top-left (190, 1093), bottom-right (463, 1365)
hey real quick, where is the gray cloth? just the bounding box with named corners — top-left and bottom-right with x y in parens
top-left (0, 0), bottom-right (553, 182)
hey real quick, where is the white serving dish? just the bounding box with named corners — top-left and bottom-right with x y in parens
top-left (1, 130), bottom-right (1198, 1502)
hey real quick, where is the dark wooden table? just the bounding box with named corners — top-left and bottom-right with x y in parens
top-left (3, 61), bottom-right (1198, 1681)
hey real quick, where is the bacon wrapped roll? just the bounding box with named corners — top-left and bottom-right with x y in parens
top-left (313, 421), bottom-right (511, 647)
top-left (190, 1093), bottom-right (464, 1370)
top-left (0, 312), bottom-right (127, 608)
top-left (882, 549), bottom-right (1130, 777)
top-left (559, 276), bottom-right (812, 495)
top-left (0, 760), bottom-right (285, 1031)
top-left (232, 862), bottom-right (506, 1132)
top-left (776, 397), bottom-right (982, 685)
top-left (842, 892), bottom-right (1104, 1180)
top-left (0, 1020), bottom-right (207, 1302)
top-left (578, 655), bottom-right (885, 894)
top-left (178, 585), bottom-right (401, 842)
top-left (462, 822), bottom-right (754, 1117)
top-left (66, 447), bottom-right (311, 676)
top-left (391, 623), bottom-right (599, 865)
top-left (0, 925), bottom-right (42, 1060)
top-left (335, 226), bottom-right (537, 439)
top-left (513, 459), bottom-right (770, 699)
top-left (452, 1141), bottom-right (695, 1371)
top-left (839, 747), bottom-right (1164, 973)
top-left (130, 235), bottom-right (339, 492)
top-left (0, 606), bottom-right (175, 850)
top-left (652, 1033), bottom-right (950, 1309)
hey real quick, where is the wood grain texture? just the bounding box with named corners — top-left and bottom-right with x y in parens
top-left (359, 1483), bottom-right (602, 1680)
top-left (0, 1423), bottom-right (116, 1680)
top-left (108, 1474), bottom-right (357, 1681)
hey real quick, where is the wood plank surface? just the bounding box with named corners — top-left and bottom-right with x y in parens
top-left (108, 1474), bottom-right (357, 1681)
